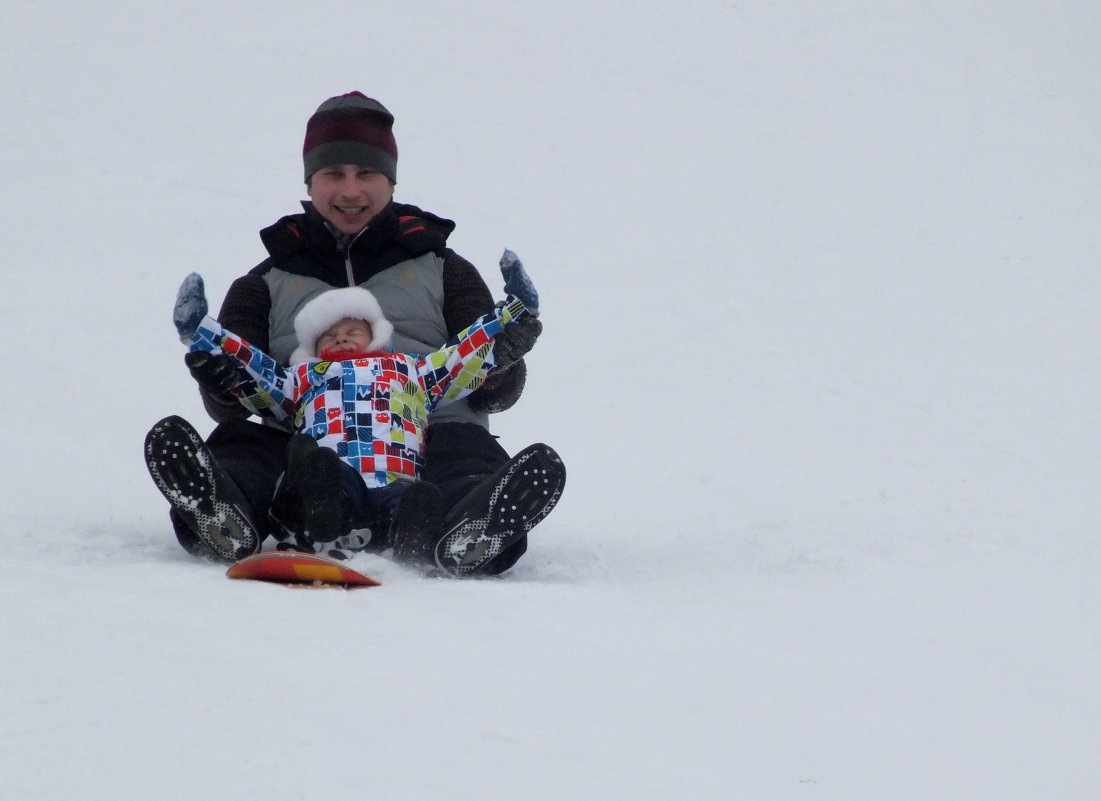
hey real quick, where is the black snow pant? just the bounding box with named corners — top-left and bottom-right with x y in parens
top-left (178, 418), bottom-right (527, 575)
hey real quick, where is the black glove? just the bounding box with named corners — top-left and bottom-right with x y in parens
top-left (185, 350), bottom-right (241, 396)
top-left (469, 359), bottom-right (527, 414)
top-left (493, 314), bottom-right (542, 369)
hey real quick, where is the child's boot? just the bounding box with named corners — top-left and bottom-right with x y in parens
top-left (391, 481), bottom-right (445, 566)
top-left (269, 435), bottom-right (352, 553)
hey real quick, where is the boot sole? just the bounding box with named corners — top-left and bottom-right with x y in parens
top-left (145, 416), bottom-right (259, 562)
top-left (434, 444), bottom-right (565, 576)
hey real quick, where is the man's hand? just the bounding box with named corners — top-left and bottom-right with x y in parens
top-left (493, 314), bottom-right (542, 369)
top-left (185, 351), bottom-right (241, 396)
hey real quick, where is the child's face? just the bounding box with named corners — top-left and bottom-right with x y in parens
top-left (315, 317), bottom-right (373, 355)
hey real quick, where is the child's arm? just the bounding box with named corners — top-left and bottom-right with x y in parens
top-left (418, 251), bottom-right (542, 406)
top-left (174, 273), bottom-right (301, 423)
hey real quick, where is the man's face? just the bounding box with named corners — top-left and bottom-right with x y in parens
top-left (307, 165), bottom-right (394, 234)
top-left (315, 317), bottom-right (374, 356)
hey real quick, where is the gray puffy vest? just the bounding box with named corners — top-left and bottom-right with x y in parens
top-left (263, 251), bottom-right (489, 429)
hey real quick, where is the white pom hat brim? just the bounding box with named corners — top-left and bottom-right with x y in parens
top-left (290, 286), bottom-right (394, 362)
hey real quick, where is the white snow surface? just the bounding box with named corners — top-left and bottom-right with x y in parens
top-left (3, 3), bottom-right (1100, 799)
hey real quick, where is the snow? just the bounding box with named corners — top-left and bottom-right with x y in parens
top-left (3, 1), bottom-right (1100, 798)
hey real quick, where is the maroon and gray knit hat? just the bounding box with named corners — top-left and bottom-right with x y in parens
top-left (302, 91), bottom-right (398, 183)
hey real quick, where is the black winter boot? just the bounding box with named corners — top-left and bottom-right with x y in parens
top-left (391, 481), bottom-right (445, 566)
top-left (269, 435), bottom-right (352, 553)
top-left (434, 443), bottom-right (565, 576)
top-left (145, 415), bottom-right (260, 562)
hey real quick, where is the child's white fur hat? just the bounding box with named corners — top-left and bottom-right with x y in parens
top-left (290, 286), bottom-right (394, 362)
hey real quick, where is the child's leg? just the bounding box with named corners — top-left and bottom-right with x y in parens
top-left (333, 466), bottom-right (389, 555)
top-left (390, 482), bottom-right (445, 567)
top-left (269, 435), bottom-right (351, 557)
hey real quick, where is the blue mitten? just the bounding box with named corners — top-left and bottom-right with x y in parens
top-left (174, 272), bottom-right (208, 339)
top-left (494, 250), bottom-right (542, 368)
top-left (500, 249), bottom-right (539, 314)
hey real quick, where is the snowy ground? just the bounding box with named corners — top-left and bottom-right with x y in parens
top-left (3, 2), bottom-right (1099, 799)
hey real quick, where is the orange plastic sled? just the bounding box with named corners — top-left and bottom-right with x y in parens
top-left (226, 551), bottom-right (381, 588)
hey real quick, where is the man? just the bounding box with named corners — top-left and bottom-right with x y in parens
top-left (145, 92), bottom-right (565, 576)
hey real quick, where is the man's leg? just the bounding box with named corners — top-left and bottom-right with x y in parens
top-left (422, 422), bottom-right (522, 574)
top-left (422, 423), bottom-right (565, 576)
top-left (205, 418), bottom-right (292, 543)
top-left (147, 416), bottom-right (290, 560)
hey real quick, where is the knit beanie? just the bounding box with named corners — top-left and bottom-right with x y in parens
top-left (302, 91), bottom-right (398, 183)
top-left (290, 286), bottom-right (395, 362)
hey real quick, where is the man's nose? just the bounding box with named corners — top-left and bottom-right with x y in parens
top-left (337, 177), bottom-right (360, 195)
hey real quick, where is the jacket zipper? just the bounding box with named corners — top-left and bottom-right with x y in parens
top-left (341, 226), bottom-right (370, 287)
